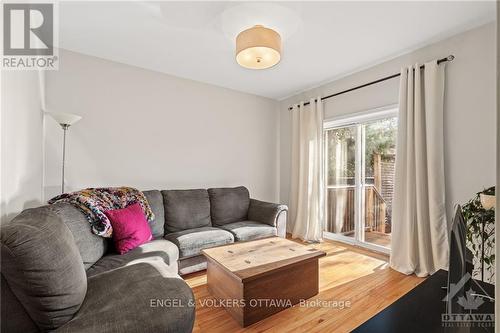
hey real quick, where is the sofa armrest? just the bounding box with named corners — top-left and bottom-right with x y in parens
top-left (248, 199), bottom-right (288, 237)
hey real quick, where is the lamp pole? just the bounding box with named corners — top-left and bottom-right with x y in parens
top-left (60, 124), bottom-right (70, 194)
top-left (46, 112), bottom-right (82, 194)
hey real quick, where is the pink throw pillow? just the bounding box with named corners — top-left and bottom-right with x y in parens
top-left (104, 202), bottom-right (153, 254)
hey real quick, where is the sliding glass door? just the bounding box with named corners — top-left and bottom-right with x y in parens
top-left (323, 109), bottom-right (397, 253)
top-left (324, 125), bottom-right (357, 240)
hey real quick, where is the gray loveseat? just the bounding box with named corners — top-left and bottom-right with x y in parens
top-left (1, 186), bottom-right (287, 333)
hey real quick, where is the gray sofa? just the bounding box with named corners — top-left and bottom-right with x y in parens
top-left (1, 186), bottom-right (287, 333)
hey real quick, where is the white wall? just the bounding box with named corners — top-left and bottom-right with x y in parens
top-left (1, 70), bottom-right (44, 223)
top-left (3, 23), bottom-right (496, 226)
top-left (44, 50), bottom-right (280, 202)
top-left (280, 23), bottom-right (497, 228)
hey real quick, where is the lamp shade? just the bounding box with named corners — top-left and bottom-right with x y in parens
top-left (46, 112), bottom-right (82, 126)
top-left (236, 25), bottom-right (281, 69)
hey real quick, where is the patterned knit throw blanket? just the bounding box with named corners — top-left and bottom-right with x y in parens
top-left (48, 187), bottom-right (154, 238)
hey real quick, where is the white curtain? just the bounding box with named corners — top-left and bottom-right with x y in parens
top-left (390, 60), bottom-right (449, 277)
top-left (289, 98), bottom-right (324, 242)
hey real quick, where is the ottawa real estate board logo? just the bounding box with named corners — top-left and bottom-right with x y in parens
top-left (442, 273), bottom-right (495, 328)
top-left (2, 2), bottom-right (58, 70)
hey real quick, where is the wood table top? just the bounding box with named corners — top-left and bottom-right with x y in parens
top-left (202, 237), bottom-right (326, 282)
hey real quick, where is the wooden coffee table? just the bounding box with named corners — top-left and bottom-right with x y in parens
top-left (202, 237), bottom-right (326, 327)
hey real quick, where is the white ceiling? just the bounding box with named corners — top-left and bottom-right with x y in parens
top-left (59, 1), bottom-right (496, 100)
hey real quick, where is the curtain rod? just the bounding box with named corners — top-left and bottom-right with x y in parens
top-left (288, 55), bottom-right (455, 110)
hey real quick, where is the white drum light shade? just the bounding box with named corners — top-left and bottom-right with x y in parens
top-left (47, 112), bottom-right (82, 126)
top-left (236, 25), bottom-right (281, 69)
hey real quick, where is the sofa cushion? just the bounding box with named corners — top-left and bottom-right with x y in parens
top-left (86, 239), bottom-right (179, 278)
top-left (1, 207), bottom-right (87, 331)
top-left (142, 190), bottom-right (165, 237)
top-left (49, 202), bottom-right (108, 269)
top-left (164, 227), bottom-right (234, 259)
top-left (55, 263), bottom-right (195, 333)
top-left (162, 189), bottom-right (211, 233)
top-left (219, 221), bottom-right (277, 242)
top-left (178, 255), bottom-right (207, 276)
top-left (208, 186), bottom-right (250, 226)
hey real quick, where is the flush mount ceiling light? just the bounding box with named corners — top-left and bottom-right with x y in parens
top-left (236, 25), bottom-right (281, 69)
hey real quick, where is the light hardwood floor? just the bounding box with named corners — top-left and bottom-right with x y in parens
top-left (183, 238), bottom-right (424, 333)
top-left (364, 231), bottom-right (391, 247)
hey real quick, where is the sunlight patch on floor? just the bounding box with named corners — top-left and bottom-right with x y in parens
top-left (316, 243), bottom-right (389, 292)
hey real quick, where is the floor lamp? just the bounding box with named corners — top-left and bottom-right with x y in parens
top-left (47, 112), bottom-right (82, 194)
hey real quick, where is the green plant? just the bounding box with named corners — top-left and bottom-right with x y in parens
top-left (462, 186), bottom-right (495, 282)
top-left (325, 118), bottom-right (398, 184)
